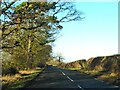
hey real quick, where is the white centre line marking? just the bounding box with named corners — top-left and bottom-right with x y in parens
top-left (62, 72), bottom-right (66, 75)
top-left (77, 85), bottom-right (84, 90)
top-left (114, 86), bottom-right (119, 88)
top-left (67, 76), bottom-right (74, 82)
top-left (60, 70), bottom-right (84, 90)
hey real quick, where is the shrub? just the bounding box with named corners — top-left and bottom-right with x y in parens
top-left (7, 67), bottom-right (18, 75)
top-left (2, 66), bottom-right (18, 75)
top-left (37, 63), bottom-right (45, 68)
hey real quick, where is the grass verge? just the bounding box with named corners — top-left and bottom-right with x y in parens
top-left (1, 67), bottom-right (44, 90)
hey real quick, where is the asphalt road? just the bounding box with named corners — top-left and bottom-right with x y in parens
top-left (26, 66), bottom-right (119, 90)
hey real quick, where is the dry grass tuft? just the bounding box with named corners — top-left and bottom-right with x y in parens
top-left (1, 69), bottom-right (41, 83)
top-left (99, 73), bottom-right (118, 79)
top-left (1, 74), bottom-right (21, 83)
top-left (110, 73), bottom-right (117, 77)
top-left (19, 69), bottom-right (41, 75)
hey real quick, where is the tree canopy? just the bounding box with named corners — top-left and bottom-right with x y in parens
top-left (1, 0), bottom-right (83, 72)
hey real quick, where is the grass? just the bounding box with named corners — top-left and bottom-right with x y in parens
top-left (67, 68), bottom-right (80, 71)
top-left (1, 67), bottom-right (44, 90)
top-left (2, 74), bottom-right (21, 82)
top-left (67, 68), bottom-right (100, 75)
top-left (19, 69), bottom-right (41, 75)
top-left (97, 73), bottom-right (120, 86)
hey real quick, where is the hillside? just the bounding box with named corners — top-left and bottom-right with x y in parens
top-left (64, 59), bottom-right (87, 69)
top-left (63, 54), bottom-right (120, 74)
top-left (87, 54), bottom-right (120, 74)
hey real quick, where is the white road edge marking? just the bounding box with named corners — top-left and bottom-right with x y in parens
top-left (77, 85), bottom-right (84, 90)
top-left (67, 76), bottom-right (74, 82)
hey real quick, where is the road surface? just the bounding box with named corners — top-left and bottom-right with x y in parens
top-left (26, 66), bottom-right (119, 90)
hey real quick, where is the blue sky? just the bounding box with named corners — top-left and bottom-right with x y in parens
top-left (53, 2), bottom-right (118, 62)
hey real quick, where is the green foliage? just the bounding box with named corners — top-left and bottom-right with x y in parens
top-left (1, 1), bottom-right (82, 74)
top-left (2, 61), bottom-right (18, 75)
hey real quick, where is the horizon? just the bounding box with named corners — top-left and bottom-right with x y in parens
top-left (64, 53), bottom-right (119, 63)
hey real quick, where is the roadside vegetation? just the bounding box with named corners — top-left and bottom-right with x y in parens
top-left (61, 54), bottom-right (120, 87)
top-left (1, 68), bottom-right (43, 90)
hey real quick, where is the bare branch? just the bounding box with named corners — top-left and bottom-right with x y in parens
top-left (2, 0), bottom-right (17, 14)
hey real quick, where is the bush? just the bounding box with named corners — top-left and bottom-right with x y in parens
top-left (2, 61), bottom-right (18, 75)
top-left (7, 67), bottom-right (18, 75)
top-left (37, 63), bottom-right (45, 68)
top-left (3, 66), bottom-right (18, 75)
